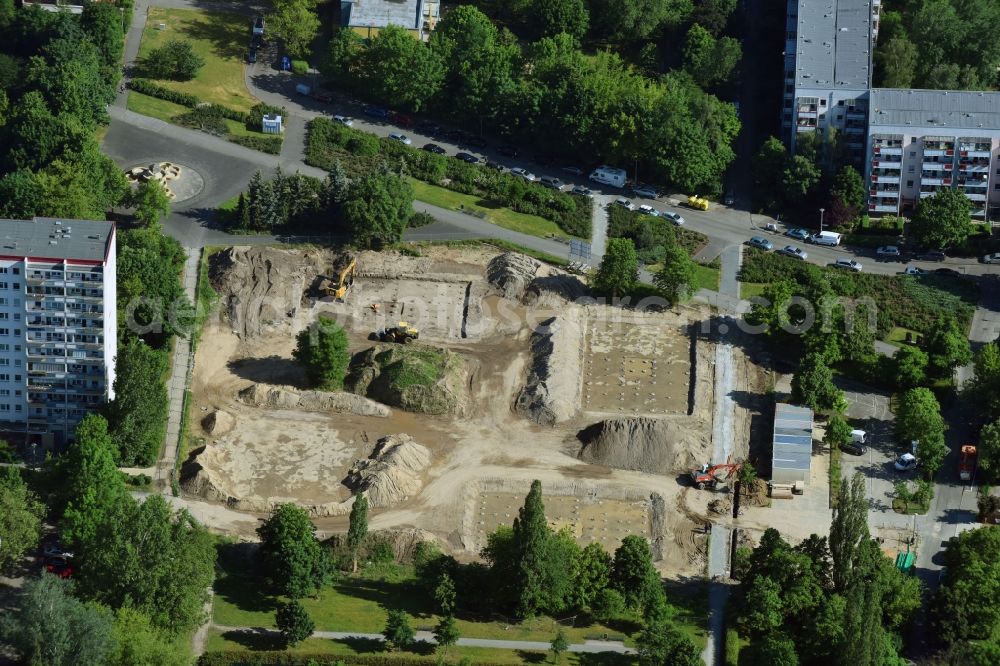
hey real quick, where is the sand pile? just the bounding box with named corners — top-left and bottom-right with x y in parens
top-left (487, 252), bottom-right (540, 301)
top-left (345, 344), bottom-right (468, 415)
top-left (344, 434), bottom-right (431, 508)
top-left (576, 417), bottom-right (709, 474)
top-left (515, 316), bottom-right (583, 425)
top-left (202, 409), bottom-right (234, 435)
top-left (237, 383), bottom-right (390, 417)
top-left (525, 273), bottom-right (590, 305)
top-left (211, 246), bottom-right (325, 339)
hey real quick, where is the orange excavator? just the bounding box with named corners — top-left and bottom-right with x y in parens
top-left (690, 462), bottom-right (740, 491)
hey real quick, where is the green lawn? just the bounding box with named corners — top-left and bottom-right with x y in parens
top-left (740, 282), bottom-right (768, 300)
top-left (127, 90), bottom-right (189, 121)
top-left (137, 7), bottom-right (257, 112)
top-left (409, 179), bottom-right (581, 240)
top-left (644, 263), bottom-right (720, 293)
top-left (885, 326), bottom-right (921, 348)
top-left (892, 498), bottom-right (931, 515)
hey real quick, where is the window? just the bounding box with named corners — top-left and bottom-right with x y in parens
top-left (820, 100), bottom-right (827, 107)
top-left (907, 180), bottom-right (914, 187)
top-left (0, 404), bottom-right (10, 412)
top-left (16, 375), bottom-right (22, 381)
top-left (910, 151), bottom-right (916, 157)
top-left (14, 299), bottom-right (20, 307)
top-left (15, 390), bottom-right (21, 397)
top-left (13, 283), bottom-right (20, 290)
top-left (11, 268), bottom-right (18, 275)
top-left (0, 329), bottom-right (8, 336)
top-left (14, 345), bottom-right (20, 352)
top-left (0, 389), bottom-right (9, 397)
top-left (0, 359), bottom-right (9, 366)
top-left (15, 405), bottom-right (21, 412)
top-left (995, 184), bottom-right (1000, 191)
top-left (13, 314), bottom-right (19, 321)
top-left (14, 360), bottom-right (21, 368)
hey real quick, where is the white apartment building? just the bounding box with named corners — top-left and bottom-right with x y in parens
top-left (0, 217), bottom-right (117, 449)
top-left (867, 89), bottom-right (1000, 220)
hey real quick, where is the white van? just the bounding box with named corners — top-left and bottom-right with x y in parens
top-left (809, 231), bottom-right (842, 246)
top-left (589, 165), bottom-right (627, 188)
top-left (850, 429), bottom-right (866, 444)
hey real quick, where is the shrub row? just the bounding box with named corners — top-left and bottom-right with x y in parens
top-left (229, 134), bottom-right (283, 155)
top-left (198, 652), bottom-right (512, 666)
top-left (305, 118), bottom-right (592, 238)
top-left (130, 78), bottom-right (199, 107)
top-left (738, 248), bottom-right (977, 334)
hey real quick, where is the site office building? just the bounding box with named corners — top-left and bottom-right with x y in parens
top-left (0, 218), bottom-right (117, 450)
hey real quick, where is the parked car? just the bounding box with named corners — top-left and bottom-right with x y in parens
top-left (465, 136), bottom-right (487, 148)
top-left (902, 266), bottom-right (925, 276)
top-left (510, 167), bottom-right (536, 181)
top-left (253, 14), bottom-right (265, 35)
top-left (388, 133), bottom-right (412, 145)
top-left (45, 556), bottom-right (73, 578)
top-left (311, 91), bottom-right (332, 104)
top-left (632, 183), bottom-right (659, 199)
top-left (571, 185), bottom-right (594, 197)
top-left (785, 228), bottom-right (810, 241)
top-left (831, 258), bottom-right (862, 272)
top-left (894, 453), bottom-right (918, 472)
top-left (247, 48), bottom-right (257, 64)
top-left (498, 144), bottom-right (519, 157)
top-left (778, 245), bottom-right (808, 260)
top-left (43, 544), bottom-right (74, 559)
top-left (422, 143), bottom-right (446, 154)
top-left (746, 236), bottom-right (773, 251)
top-left (723, 190), bottom-right (735, 205)
top-left (934, 267), bottom-right (961, 277)
top-left (660, 211), bottom-right (685, 226)
top-left (982, 253), bottom-right (1000, 264)
top-left (415, 120), bottom-right (439, 135)
top-left (614, 197), bottom-right (637, 211)
top-left (391, 113), bottom-right (413, 128)
top-left (333, 115), bottom-right (353, 127)
top-left (840, 440), bottom-right (866, 456)
top-left (917, 250), bottom-right (946, 262)
top-left (637, 204), bottom-right (658, 216)
top-left (561, 166), bottom-right (584, 176)
top-left (364, 106), bottom-right (390, 119)
top-left (539, 176), bottom-right (564, 190)
top-left (455, 152), bottom-right (480, 163)
top-left (877, 245), bottom-right (902, 260)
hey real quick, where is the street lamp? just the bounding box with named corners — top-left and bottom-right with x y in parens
top-left (819, 207), bottom-right (825, 234)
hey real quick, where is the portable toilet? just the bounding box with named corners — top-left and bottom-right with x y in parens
top-left (262, 114), bottom-right (283, 134)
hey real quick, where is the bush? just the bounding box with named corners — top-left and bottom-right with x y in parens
top-left (607, 206), bottom-right (708, 264)
top-left (291, 59), bottom-right (308, 75)
top-left (143, 39), bottom-right (204, 81)
top-left (247, 102), bottom-right (286, 131)
top-left (176, 107), bottom-right (229, 136)
top-left (228, 134), bottom-right (283, 155)
top-left (347, 133), bottom-right (382, 157)
top-left (129, 78), bottom-right (199, 107)
top-left (408, 211), bottom-right (434, 228)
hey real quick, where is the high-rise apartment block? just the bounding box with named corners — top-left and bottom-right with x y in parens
top-left (783, 0), bottom-right (1000, 220)
top-left (0, 217), bottom-right (117, 449)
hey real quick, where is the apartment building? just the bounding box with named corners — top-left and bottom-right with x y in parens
top-left (867, 89), bottom-right (1000, 219)
top-left (782, 0), bottom-right (876, 160)
top-left (0, 217), bottom-right (117, 449)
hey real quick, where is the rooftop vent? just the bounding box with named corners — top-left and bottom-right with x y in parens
top-left (49, 240), bottom-right (57, 246)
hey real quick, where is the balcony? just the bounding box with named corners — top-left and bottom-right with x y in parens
top-left (872, 188), bottom-right (901, 198)
top-left (964, 192), bottom-right (988, 202)
top-left (871, 160), bottom-right (902, 170)
top-left (869, 203), bottom-right (900, 213)
top-left (922, 162), bottom-right (951, 171)
top-left (874, 146), bottom-right (902, 156)
top-left (959, 149), bottom-right (992, 159)
top-left (923, 149), bottom-right (953, 157)
top-left (872, 175), bottom-right (900, 184)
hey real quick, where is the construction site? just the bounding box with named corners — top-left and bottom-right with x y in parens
top-left (181, 244), bottom-right (769, 578)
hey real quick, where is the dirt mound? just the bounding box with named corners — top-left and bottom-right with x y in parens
top-left (345, 344), bottom-right (468, 415)
top-left (487, 252), bottom-right (540, 301)
top-left (576, 417), bottom-right (709, 474)
top-left (344, 434), bottom-right (431, 509)
top-left (515, 316), bottom-right (583, 425)
top-left (202, 410), bottom-right (234, 435)
top-left (211, 246), bottom-right (325, 339)
top-left (525, 273), bottom-right (590, 305)
top-left (237, 383), bottom-right (390, 417)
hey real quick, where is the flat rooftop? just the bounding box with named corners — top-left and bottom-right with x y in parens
top-left (773, 403), bottom-right (813, 473)
top-left (341, 0), bottom-right (422, 30)
top-left (870, 88), bottom-right (1000, 132)
top-left (793, 0), bottom-right (872, 90)
top-left (0, 217), bottom-right (114, 262)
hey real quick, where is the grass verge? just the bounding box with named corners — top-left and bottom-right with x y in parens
top-left (740, 282), bottom-right (767, 300)
top-left (137, 7), bottom-right (257, 112)
top-left (830, 443), bottom-right (842, 509)
top-left (892, 498), bottom-right (931, 515)
top-left (885, 326), bottom-right (921, 348)
top-left (692, 264), bottom-right (721, 292)
top-left (409, 179), bottom-right (579, 240)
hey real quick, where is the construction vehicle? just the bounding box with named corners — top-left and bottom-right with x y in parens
top-left (377, 321), bottom-right (419, 344)
top-left (959, 445), bottom-right (977, 482)
top-left (319, 255), bottom-right (356, 301)
top-left (690, 462), bottom-right (740, 490)
top-left (687, 194), bottom-right (710, 211)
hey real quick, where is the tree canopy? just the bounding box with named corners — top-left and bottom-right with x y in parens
top-left (895, 387), bottom-right (947, 476)
top-left (270, 0), bottom-right (320, 58)
top-left (257, 503), bottom-right (330, 598)
top-left (594, 237), bottom-right (639, 297)
top-left (293, 315), bottom-right (350, 390)
top-left (0, 466), bottom-right (44, 572)
top-left (342, 171), bottom-right (414, 248)
top-left (910, 188), bottom-right (973, 249)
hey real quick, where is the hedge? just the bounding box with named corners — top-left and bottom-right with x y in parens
top-left (198, 652), bottom-right (513, 666)
top-left (291, 60), bottom-right (308, 75)
top-left (130, 78), bottom-right (198, 107)
top-left (305, 117), bottom-right (592, 238)
top-left (229, 134), bottom-right (283, 155)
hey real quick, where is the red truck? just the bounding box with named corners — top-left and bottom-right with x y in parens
top-left (959, 445), bottom-right (977, 482)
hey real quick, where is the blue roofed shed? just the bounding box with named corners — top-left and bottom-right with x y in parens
top-left (772, 403), bottom-right (813, 485)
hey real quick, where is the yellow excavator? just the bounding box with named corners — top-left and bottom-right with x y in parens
top-left (377, 321), bottom-right (419, 344)
top-left (319, 255), bottom-right (356, 301)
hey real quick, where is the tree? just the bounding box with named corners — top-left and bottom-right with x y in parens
top-left (357, 25), bottom-right (445, 112)
top-left (594, 237), bottom-right (638, 297)
top-left (589, 0), bottom-right (693, 41)
top-left (434, 572), bottom-right (456, 615)
top-left (591, 587), bottom-right (626, 622)
top-left (823, 413), bottom-right (853, 454)
top-left (109, 607), bottom-right (188, 666)
top-left (530, 0), bottom-right (589, 41)
top-left (512, 479), bottom-right (551, 618)
top-left (895, 387), bottom-right (947, 476)
top-left (746, 279), bottom-right (794, 338)
top-left (27, 38), bottom-right (114, 130)
top-left (257, 503), bottom-right (329, 598)
top-left (574, 541), bottom-right (611, 609)
top-left (75, 494), bottom-right (216, 635)
top-left (116, 228), bottom-right (191, 347)
top-left (744, 633), bottom-right (799, 666)
top-left (830, 165), bottom-right (865, 211)
top-left (0, 574), bottom-right (116, 666)
top-left (270, 0), bottom-right (321, 59)
top-left (292, 315), bottom-right (350, 390)
top-left (322, 29), bottom-right (364, 83)
top-left (691, 0), bottom-right (736, 35)
top-left (923, 314), bottom-right (972, 377)
top-left (126, 180), bottom-right (171, 228)
top-left (0, 169), bottom-right (44, 218)
top-left (933, 525), bottom-right (1000, 645)
top-left (433, 613), bottom-right (459, 656)
top-left (324, 159), bottom-right (350, 207)
top-left (682, 24), bottom-right (741, 87)
top-left (893, 345), bottom-right (929, 389)
top-left (977, 418), bottom-right (1000, 482)
top-left (144, 40), bottom-right (204, 81)
top-left (383, 609), bottom-right (414, 651)
top-left (876, 36), bottom-right (918, 88)
top-left (653, 244), bottom-right (696, 305)
top-left (740, 575), bottom-right (784, 635)
top-left (611, 535), bottom-right (661, 614)
top-left (829, 472), bottom-right (868, 592)
top-left (347, 492), bottom-right (368, 573)
top-left (81, 1), bottom-right (125, 73)
top-left (105, 338), bottom-right (170, 466)
top-left (342, 172), bottom-right (414, 248)
top-left (550, 628), bottom-right (568, 664)
top-left (791, 353), bottom-right (845, 413)
top-left (893, 481), bottom-right (914, 512)
top-left (753, 136), bottom-right (788, 210)
top-left (61, 414), bottom-right (128, 546)
top-left (781, 155), bottom-right (821, 205)
top-left (0, 466), bottom-right (44, 573)
top-left (910, 188), bottom-right (973, 249)
top-left (636, 621), bottom-right (701, 666)
top-left (276, 600), bottom-right (315, 647)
